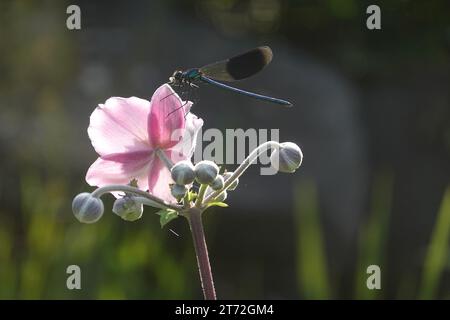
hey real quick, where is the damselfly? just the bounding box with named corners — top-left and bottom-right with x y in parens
top-left (168, 46), bottom-right (292, 106)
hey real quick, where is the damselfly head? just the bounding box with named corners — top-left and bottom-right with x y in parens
top-left (169, 70), bottom-right (183, 84)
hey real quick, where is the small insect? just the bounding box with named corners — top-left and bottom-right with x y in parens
top-left (168, 46), bottom-right (292, 106)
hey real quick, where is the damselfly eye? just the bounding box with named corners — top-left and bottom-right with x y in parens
top-left (174, 71), bottom-right (183, 79)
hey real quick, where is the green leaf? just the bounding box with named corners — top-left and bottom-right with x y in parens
top-left (187, 191), bottom-right (197, 202)
top-left (156, 209), bottom-right (179, 228)
top-left (206, 201), bottom-right (228, 209)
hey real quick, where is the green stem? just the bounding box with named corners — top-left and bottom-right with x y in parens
top-left (204, 141), bottom-right (281, 203)
top-left (187, 207), bottom-right (216, 300)
top-left (133, 196), bottom-right (167, 209)
top-left (91, 185), bottom-right (182, 211)
top-left (195, 184), bottom-right (208, 208)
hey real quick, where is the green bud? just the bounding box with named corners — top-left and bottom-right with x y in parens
top-left (194, 160), bottom-right (219, 185)
top-left (72, 192), bottom-right (104, 224)
top-left (171, 160), bottom-right (195, 185)
top-left (270, 142), bottom-right (303, 173)
top-left (171, 184), bottom-right (187, 201)
top-left (113, 196), bottom-right (143, 222)
top-left (210, 175), bottom-right (224, 191)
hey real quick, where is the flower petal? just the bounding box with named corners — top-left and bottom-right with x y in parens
top-left (88, 97), bottom-right (151, 156)
top-left (86, 150), bottom-right (152, 192)
top-left (148, 151), bottom-right (176, 203)
top-left (148, 84), bottom-right (185, 149)
top-left (169, 112), bottom-right (204, 162)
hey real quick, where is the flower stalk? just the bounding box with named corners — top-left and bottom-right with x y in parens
top-left (91, 184), bottom-right (182, 211)
top-left (204, 141), bottom-right (281, 202)
top-left (195, 184), bottom-right (208, 208)
top-left (185, 207), bottom-right (216, 300)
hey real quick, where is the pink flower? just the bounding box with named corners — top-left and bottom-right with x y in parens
top-left (85, 84), bottom-right (203, 203)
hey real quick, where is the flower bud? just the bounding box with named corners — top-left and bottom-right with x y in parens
top-left (171, 160), bottom-right (195, 185)
top-left (223, 172), bottom-right (239, 191)
top-left (72, 192), bottom-right (104, 224)
top-left (210, 175), bottom-right (224, 191)
top-left (215, 191), bottom-right (227, 202)
top-left (113, 196), bottom-right (143, 222)
top-left (270, 142), bottom-right (303, 173)
top-left (194, 160), bottom-right (219, 185)
top-left (171, 184), bottom-right (187, 201)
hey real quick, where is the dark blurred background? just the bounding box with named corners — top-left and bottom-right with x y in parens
top-left (0, 0), bottom-right (449, 299)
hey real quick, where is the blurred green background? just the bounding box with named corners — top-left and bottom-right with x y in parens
top-left (0, 0), bottom-right (449, 299)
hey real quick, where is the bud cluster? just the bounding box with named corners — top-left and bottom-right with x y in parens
top-left (72, 141), bottom-right (302, 223)
top-left (169, 159), bottom-right (240, 206)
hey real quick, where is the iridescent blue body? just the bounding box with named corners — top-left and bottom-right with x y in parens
top-left (182, 69), bottom-right (202, 81)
